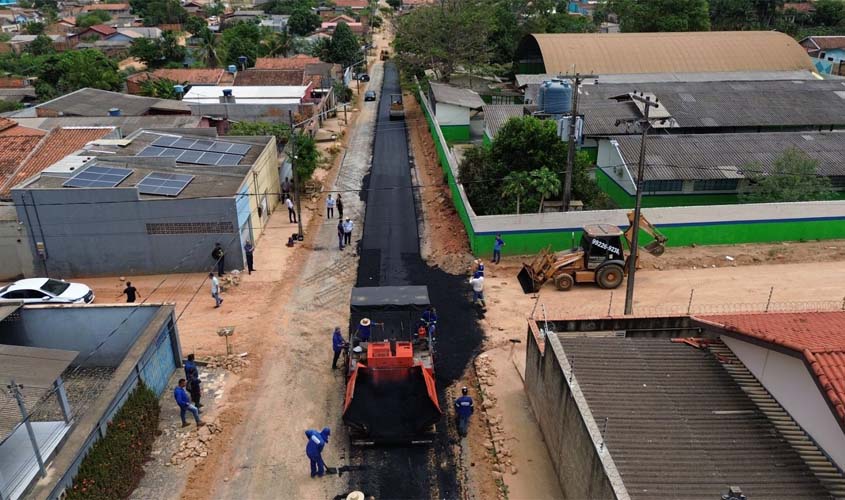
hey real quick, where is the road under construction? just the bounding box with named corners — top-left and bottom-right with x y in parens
top-left (343, 62), bottom-right (485, 498)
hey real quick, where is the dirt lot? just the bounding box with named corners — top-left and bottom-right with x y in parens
top-left (640, 239), bottom-right (845, 270)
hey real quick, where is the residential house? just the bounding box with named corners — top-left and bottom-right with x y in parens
top-left (783, 1), bottom-right (816, 22)
top-left (9, 34), bottom-right (66, 53)
top-left (320, 18), bottom-right (366, 36)
top-left (11, 128), bottom-right (279, 276)
top-left (259, 14), bottom-right (289, 32)
top-left (800, 36), bottom-right (845, 75)
top-left (399, 0), bottom-right (435, 10)
top-left (524, 313), bottom-right (845, 500)
top-left (0, 77), bottom-right (37, 105)
top-left (126, 68), bottom-right (231, 95)
top-left (69, 23), bottom-right (116, 42)
top-left (17, 88), bottom-right (191, 118)
top-left (10, 115), bottom-right (206, 136)
top-left (234, 69), bottom-right (309, 86)
top-left (183, 0), bottom-right (209, 15)
top-left (317, 0), bottom-right (369, 19)
top-left (224, 9), bottom-right (265, 26)
top-left (180, 85), bottom-right (313, 121)
top-left (0, 303), bottom-right (182, 499)
top-left (254, 54), bottom-right (321, 70)
top-left (0, 117), bottom-right (46, 137)
top-left (427, 82), bottom-right (484, 141)
top-left (81, 2), bottom-right (130, 16)
top-left (56, 17), bottom-right (77, 32)
top-left (107, 27), bottom-right (163, 42)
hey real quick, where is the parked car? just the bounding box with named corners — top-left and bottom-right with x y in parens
top-left (364, 90), bottom-right (377, 101)
top-left (0, 278), bottom-right (95, 304)
top-left (358, 73), bottom-right (370, 82)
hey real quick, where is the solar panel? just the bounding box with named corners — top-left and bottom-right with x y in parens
top-left (227, 143), bottom-right (251, 155)
top-left (198, 152), bottom-right (223, 165)
top-left (63, 165), bottom-right (133, 188)
top-left (209, 141), bottom-right (233, 153)
top-left (173, 138), bottom-right (197, 149)
top-left (136, 172), bottom-right (194, 197)
top-left (177, 150), bottom-right (203, 164)
top-left (137, 146), bottom-right (166, 157)
top-left (193, 140), bottom-right (215, 151)
top-left (152, 135), bottom-right (179, 147)
top-left (159, 148), bottom-right (181, 158)
top-left (217, 154), bottom-right (243, 165)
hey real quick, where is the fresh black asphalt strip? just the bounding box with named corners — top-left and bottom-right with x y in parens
top-left (343, 62), bottom-right (485, 499)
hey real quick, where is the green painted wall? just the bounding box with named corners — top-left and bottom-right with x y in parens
top-left (482, 132), bottom-right (492, 147)
top-left (596, 169), bottom-right (740, 208)
top-left (439, 124), bottom-right (470, 142)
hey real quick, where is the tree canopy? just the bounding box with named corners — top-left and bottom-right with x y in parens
top-left (220, 21), bottom-right (262, 66)
top-left (328, 22), bottom-right (360, 68)
top-left (130, 0), bottom-right (187, 26)
top-left (740, 149), bottom-right (835, 203)
top-left (76, 11), bottom-right (111, 28)
top-left (609, 0), bottom-right (711, 32)
top-left (129, 31), bottom-right (186, 69)
top-left (288, 7), bottom-right (321, 36)
top-left (229, 120), bottom-right (292, 145)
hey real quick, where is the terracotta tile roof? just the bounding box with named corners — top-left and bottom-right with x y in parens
top-left (87, 24), bottom-right (117, 36)
top-left (784, 2), bottom-right (816, 13)
top-left (803, 36), bottom-right (845, 51)
top-left (254, 55), bottom-right (321, 70)
top-left (0, 124), bottom-right (46, 137)
top-left (83, 2), bottom-right (129, 10)
top-left (151, 68), bottom-right (224, 85)
top-left (0, 127), bottom-right (114, 198)
top-left (0, 135), bottom-right (45, 188)
top-left (234, 69), bottom-right (305, 86)
top-left (0, 117), bottom-right (16, 132)
top-left (333, 0), bottom-right (368, 8)
top-left (695, 312), bottom-right (845, 424)
top-left (0, 77), bottom-right (28, 88)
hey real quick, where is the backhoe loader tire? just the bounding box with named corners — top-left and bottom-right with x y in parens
top-left (554, 274), bottom-right (573, 291)
top-left (597, 264), bottom-right (624, 289)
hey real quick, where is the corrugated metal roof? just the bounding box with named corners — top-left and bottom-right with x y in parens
top-left (429, 82), bottom-right (485, 109)
top-left (611, 131), bottom-right (845, 181)
top-left (580, 80), bottom-right (845, 136)
top-left (523, 31), bottom-right (814, 75)
top-left (481, 104), bottom-right (525, 138)
top-left (516, 70), bottom-right (820, 87)
top-left (557, 337), bottom-right (831, 500)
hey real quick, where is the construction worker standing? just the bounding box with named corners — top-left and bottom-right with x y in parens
top-left (421, 306), bottom-right (438, 337)
top-left (455, 387), bottom-right (474, 437)
top-left (469, 271), bottom-right (485, 308)
top-left (332, 327), bottom-right (347, 369)
top-left (305, 427), bottom-right (331, 477)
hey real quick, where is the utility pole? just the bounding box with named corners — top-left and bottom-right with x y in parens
top-left (288, 110), bottom-right (304, 239)
top-left (563, 73), bottom-right (596, 211)
top-left (616, 92), bottom-right (662, 315)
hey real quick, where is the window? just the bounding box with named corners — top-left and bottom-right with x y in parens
top-left (642, 180), bottom-right (683, 192)
top-left (146, 222), bottom-right (235, 234)
top-left (21, 290), bottom-right (48, 299)
top-left (2, 290), bottom-right (27, 299)
top-left (693, 179), bottom-right (739, 192)
top-left (40, 279), bottom-right (69, 295)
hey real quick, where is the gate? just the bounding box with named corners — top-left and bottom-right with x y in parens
top-left (140, 325), bottom-right (176, 395)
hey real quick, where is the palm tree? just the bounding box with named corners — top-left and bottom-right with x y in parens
top-left (501, 171), bottom-right (530, 215)
top-left (261, 30), bottom-right (293, 58)
top-left (530, 167), bottom-right (561, 213)
top-left (197, 28), bottom-right (220, 67)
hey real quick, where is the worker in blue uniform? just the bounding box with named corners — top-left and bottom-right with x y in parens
top-left (332, 327), bottom-right (347, 369)
top-left (454, 386), bottom-right (474, 437)
top-left (420, 306), bottom-right (438, 337)
top-left (305, 427), bottom-right (331, 477)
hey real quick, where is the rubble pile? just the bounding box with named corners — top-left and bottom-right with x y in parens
top-left (168, 421), bottom-right (222, 466)
top-left (474, 354), bottom-right (516, 500)
top-left (204, 353), bottom-right (249, 374)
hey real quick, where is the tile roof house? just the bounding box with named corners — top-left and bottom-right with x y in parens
top-left (70, 24), bottom-right (117, 42)
top-left (0, 126), bottom-right (117, 198)
top-left (0, 117), bottom-right (46, 137)
top-left (695, 312), bottom-right (845, 471)
top-left (82, 2), bottom-right (130, 15)
top-left (28, 88), bottom-right (191, 117)
top-left (321, 20), bottom-right (365, 35)
top-left (233, 69), bottom-right (307, 86)
top-left (0, 135), bottom-right (47, 193)
top-left (126, 68), bottom-right (228, 94)
top-left (254, 55), bottom-right (321, 70)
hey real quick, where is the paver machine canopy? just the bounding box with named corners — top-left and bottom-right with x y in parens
top-left (343, 286), bottom-right (441, 445)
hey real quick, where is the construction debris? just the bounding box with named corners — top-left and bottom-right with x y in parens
top-left (474, 354), bottom-right (512, 499)
top-left (203, 353), bottom-right (250, 374)
top-left (168, 421), bottom-right (223, 466)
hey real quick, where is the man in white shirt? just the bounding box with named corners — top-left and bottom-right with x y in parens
top-left (469, 271), bottom-right (485, 307)
top-left (209, 272), bottom-right (222, 308)
top-left (286, 197), bottom-right (297, 223)
top-left (326, 194), bottom-right (335, 219)
top-left (342, 218), bottom-right (353, 246)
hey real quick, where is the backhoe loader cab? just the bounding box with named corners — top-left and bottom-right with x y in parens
top-left (581, 224), bottom-right (625, 269)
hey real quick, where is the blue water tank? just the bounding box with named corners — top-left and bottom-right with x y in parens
top-left (543, 79), bottom-right (572, 115)
top-left (536, 81), bottom-right (545, 109)
top-left (173, 84), bottom-right (185, 95)
top-left (222, 88), bottom-right (233, 97)
top-left (227, 64), bottom-right (237, 74)
top-left (108, 108), bottom-right (121, 116)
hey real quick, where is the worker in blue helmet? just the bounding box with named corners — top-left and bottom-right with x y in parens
top-left (305, 427), bottom-right (331, 477)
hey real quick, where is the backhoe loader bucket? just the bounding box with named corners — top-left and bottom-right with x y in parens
top-left (644, 240), bottom-right (665, 256)
top-left (518, 265), bottom-right (540, 294)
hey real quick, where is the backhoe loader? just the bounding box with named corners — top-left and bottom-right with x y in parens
top-left (517, 211), bottom-right (667, 293)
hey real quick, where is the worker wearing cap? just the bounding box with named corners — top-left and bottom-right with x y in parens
top-left (469, 271), bottom-right (485, 308)
top-left (305, 427), bottom-right (331, 478)
top-left (455, 387), bottom-right (474, 437)
top-left (357, 318), bottom-right (371, 342)
top-left (421, 306), bottom-right (438, 337)
top-left (474, 259), bottom-right (485, 276)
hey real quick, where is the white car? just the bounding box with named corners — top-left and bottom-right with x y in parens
top-left (0, 278), bottom-right (95, 304)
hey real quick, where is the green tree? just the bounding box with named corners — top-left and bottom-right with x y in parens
top-left (291, 132), bottom-right (319, 182)
top-left (609, 0), bottom-right (711, 31)
top-left (229, 120), bottom-right (291, 145)
top-left (129, 32), bottom-right (186, 68)
top-left (501, 171), bottom-right (530, 214)
top-left (184, 15), bottom-right (207, 36)
top-left (194, 27), bottom-right (220, 66)
top-left (709, 0), bottom-right (757, 30)
top-left (205, 1), bottom-right (225, 17)
top-left (814, 0), bottom-right (845, 26)
top-left (131, 0), bottom-right (187, 26)
top-left (54, 49), bottom-right (123, 93)
top-left (740, 148), bottom-right (835, 203)
top-left (27, 34), bottom-right (55, 56)
top-left (309, 37), bottom-right (332, 60)
top-left (529, 167), bottom-right (561, 212)
top-left (328, 22), bottom-right (360, 67)
top-left (220, 21), bottom-right (262, 66)
top-left (76, 11), bottom-right (111, 28)
top-left (260, 29), bottom-right (293, 57)
top-left (386, 0), bottom-right (401, 8)
top-left (288, 7), bottom-right (321, 35)
top-left (25, 21), bottom-right (45, 35)
top-left (139, 77), bottom-right (187, 98)
top-left (264, 0), bottom-right (315, 15)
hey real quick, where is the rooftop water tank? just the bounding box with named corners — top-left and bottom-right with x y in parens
top-left (536, 81), bottom-right (546, 110)
top-left (173, 84), bottom-right (185, 95)
top-left (108, 108), bottom-right (121, 117)
top-left (222, 88), bottom-right (233, 97)
top-left (227, 64), bottom-right (237, 74)
top-left (542, 79), bottom-right (572, 115)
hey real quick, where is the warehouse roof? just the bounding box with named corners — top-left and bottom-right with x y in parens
top-left (31, 88), bottom-right (190, 117)
top-left (695, 312), bottom-right (845, 424)
top-left (12, 115), bottom-right (203, 134)
top-left (429, 82), bottom-right (485, 109)
top-left (557, 336), bottom-right (830, 500)
top-left (579, 80), bottom-right (845, 136)
top-left (517, 31), bottom-right (814, 75)
top-left (482, 104), bottom-right (525, 138)
top-left (515, 70), bottom-right (820, 88)
top-left (610, 131), bottom-right (845, 181)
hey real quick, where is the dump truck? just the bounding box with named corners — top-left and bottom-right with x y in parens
top-left (342, 286), bottom-right (441, 445)
top-left (389, 94), bottom-right (404, 120)
top-left (517, 211), bottom-right (667, 293)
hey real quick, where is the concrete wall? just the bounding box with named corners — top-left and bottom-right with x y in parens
top-left (722, 336), bottom-right (845, 470)
top-left (0, 204), bottom-right (35, 280)
top-left (12, 187), bottom-right (244, 277)
top-left (524, 328), bottom-right (622, 500)
top-left (242, 138), bottom-right (280, 239)
top-left (188, 103), bottom-right (301, 122)
top-left (0, 305), bottom-right (160, 367)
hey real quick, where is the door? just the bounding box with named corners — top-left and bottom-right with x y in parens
top-left (140, 326), bottom-right (176, 395)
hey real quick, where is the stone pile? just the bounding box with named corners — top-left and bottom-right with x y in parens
top-left (204, 353), bottom-right (249, 374)
top-left (168, 421), bottom-right (222, 466)
top-left (474, 354), bottom-right (516, 500)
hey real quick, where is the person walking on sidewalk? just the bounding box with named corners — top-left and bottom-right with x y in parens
top-left (286, 196), bottom-right (297, 223)
top-left (305, 427), bottom-right (331, 478)
top-left (454, 386), bottom-right (474, 437)
top-left (209, 273), bottom-right (223, 308)
top-left (337, 220), bottom-right (345, 250)
top-left (212, 242), bottom-right (225, 276)
top-left (326, 194), bottom-right (335, 219)
top-left (332, 327), bottom-right (347, 369)
top-left (175, 379), bottom-right (204, 428)
top-left (492, 234), bottom-right (505, 264)
top-left (244, 240), bottom-right (256, 274)
top-left (469, 271), bottom-right (485, 307)
top-left (118, 281), bottom-right (139, 303)
top-left (336, 194), bottom-right (344, 219)
top-left (342, 217), bottom-right (353, 247)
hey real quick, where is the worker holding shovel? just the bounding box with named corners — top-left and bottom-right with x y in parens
top-left (305, 427), bottom-right (331, 478)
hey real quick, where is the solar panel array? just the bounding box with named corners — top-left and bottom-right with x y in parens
top-left (63, 165), bottom-right (133, 188)
top-left (136, 135), bottom-right (251, 166)
top-left (136, 172), bottom-right (195, 197)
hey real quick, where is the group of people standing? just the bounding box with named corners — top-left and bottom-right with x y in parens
top-left (174, 354), bottom-right (204, 427)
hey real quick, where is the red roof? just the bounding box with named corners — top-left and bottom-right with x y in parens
top-left (0, 135), bottom-right (44, 185)
top-left (0, 77), bottom-right (28, 89)
top-left (696, 312), bottom-right (845, 423)
top-left (254, 55), bottom-right (321, 70)
top-left (86, 24), bottom-right (118, 36)
top-left (333, 0), bottom-right (368, 8)
top-left (783, 2), bottom-right (815, 13)
top-left (234, 69), bottom-right (305, 86)
top-left (0, 127), bottom-right (114, 198)
top-left (151, 68), bottom-right (224, 85)
top-left (83, 3), bottom-right (129, 11)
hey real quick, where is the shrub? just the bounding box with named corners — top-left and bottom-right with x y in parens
top-left (66, 384), bottom-right (160, 500)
